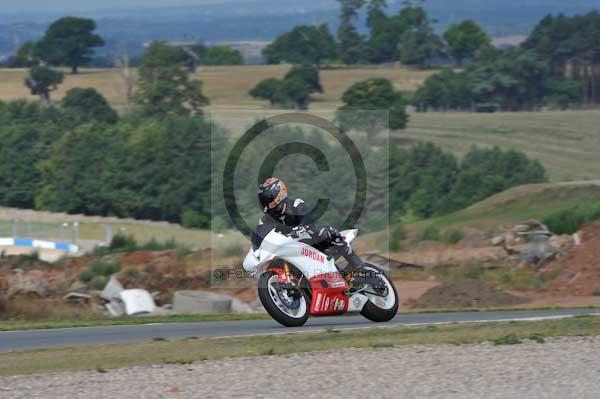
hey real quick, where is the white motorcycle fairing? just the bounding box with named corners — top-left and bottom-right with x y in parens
top-left (243, 229), bottom-right (339, 279)
top-left (243, 228), bottom-right (370, 315)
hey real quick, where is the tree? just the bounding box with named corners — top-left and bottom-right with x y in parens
top-left (396, 3), bottom-right (444, 68)
top-left (440, 146), bottom-right (547, 213)
top-left (391, 142), bottom-right (459, 218)
top-left (250, 65), bottom-right (320, 109)
top-left (543, 78), bottom-right (582, 109)
top-left (412, 69), bottom-right (472, 111)
top-left (123, 116), bottom-right (212, 224)
top-left (523, 12), bottom-right (600, 104)
top-left (6, 41), bottom-right (39, 68)
top-left (249, 78), bottom-right (283, 105)
top-left (284, 64), bottom-right (323, 93)
top-left (36, 17), bottom-right (104, 74)
top-left (398, 27), bottom-right (444, 68)
top-left (203, 46), bottom-right (243, 65)
top-left (337, 0), bottom-right (367, 64)
top-left (336, 78), bottom-right (409, 135)
top-left (36, 123), bottom-right (129, 216)
top-left (263, 25), bottom-right (337, 66)
top-left (24, 66), bottom-right (64, 104)
top-left (366, 2), bottom-right (409, 63)
top-left (444, 20), bottom-right (491, 66)
top-left (468, 47), bottom-right (549, 111)
top-left (0, 101), bottom-right (67, 209)
top-left (134, 41), bottom-right (209, 117)
top-left (62, 88), bottom-right (118, 124)
top-left (273, 78), bottom-right (311, 110)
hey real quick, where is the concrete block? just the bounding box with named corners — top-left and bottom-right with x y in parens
top-left (173, 290), bottom-right (233, 314)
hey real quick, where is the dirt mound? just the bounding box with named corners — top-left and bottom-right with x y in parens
top-left (542, 221), bottom-right (600, 296)
top-left (410, 279), bottom-right (528, 309)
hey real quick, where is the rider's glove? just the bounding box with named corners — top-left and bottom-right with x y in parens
top-left (319, 227), bottom-right (345, 246)
top-left (290, 225), bottom-right (313, 240)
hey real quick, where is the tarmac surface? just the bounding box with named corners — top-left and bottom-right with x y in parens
top-left (1, 308), bottom-right (598, 351)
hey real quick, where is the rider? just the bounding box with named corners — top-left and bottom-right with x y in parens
top-left (251, 177), bottom-right (364, 271)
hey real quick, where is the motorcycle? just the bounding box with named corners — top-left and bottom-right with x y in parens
top-left (243, 228), bottom-right (398, 327)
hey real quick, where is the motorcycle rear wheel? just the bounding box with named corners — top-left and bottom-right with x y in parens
top-left (258, 271), bottom-right (309, 327)
top-left (359, 265), bottom-right (399, 322)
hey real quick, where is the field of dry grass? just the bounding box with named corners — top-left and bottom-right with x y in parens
top-left (0, 65), bottom-right (434, 111)
top-left (2, 65), bottom-right (599, 182)
top-left (401, 110), bottom-right (600, 182)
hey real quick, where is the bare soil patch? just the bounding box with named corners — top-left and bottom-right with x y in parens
top-left (542, 221), bottom-right (600, 296)
top-left (410, 279), bottom-right (529, 309)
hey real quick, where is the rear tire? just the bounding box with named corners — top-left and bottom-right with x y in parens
top-left (360, 265), bottom-right (399, 323)
top-left (258, 271), bottom-right (309, 327)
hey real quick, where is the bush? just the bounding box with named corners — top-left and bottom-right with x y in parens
top-left (90, 275), bottom-right (108, 290)
top-left (141, 237), bottom-right (177, 251)
top-left (420, 225), bottom-right (441, 242)
top-left (181, 209), bottom-right (205, 229)
top-left (390, 225), bottom-right (406, 251)
top-left (90, 260), bottom-right (121, 277)
top-left (109, 234), bottom-right (138, 252)
top-left (211, 216), bottom-right (226, 233)
top-left (492, 334), bottom-right (522, 346)
top-left (79, 269), bottom-right (95, 283)
top-left (542, 203), bottom-right (600, 235)
top-left (443, 229), bottom-right (465, 245)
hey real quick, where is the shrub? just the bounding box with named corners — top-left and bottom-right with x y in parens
top-left (90, 275), bottom-right (108, 290)
top-left (443, 229), bottom-right (465, 245)
top-left (89, 260), bottom-right (121, 277)
top-left (390, 225), bottom-right (406, 251)
top-left (181, 209), bottom-right (205, 229)
top-left (79, 269), bottom-right (95, 283)
top-left (141, 237), bottom-right (177, 251)
top-left (211, 216), bottom-right (226, 233)
top-left (420, 225), bottom-right (441, 242)
top-left (542, 203), bottom-right (600, 235)
top-left (109, 233), bottom-right (138, 252)
top-left (492, 334), bottom-right (522, 345)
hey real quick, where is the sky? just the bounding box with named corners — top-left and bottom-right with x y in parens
top-left (0, 0), bottom-right (232, 13)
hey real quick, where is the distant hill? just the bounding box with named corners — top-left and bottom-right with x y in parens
top-left (0, 0), bottom-right (597, 60)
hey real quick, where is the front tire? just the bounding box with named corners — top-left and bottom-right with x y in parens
top-left (258, 271), bottom-right (309, 327)
top-left (360, 265), bottom-right (399, 323)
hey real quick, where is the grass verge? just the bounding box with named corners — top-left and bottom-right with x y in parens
top-left (1, 316), bottom-right (599, 376)
top-left (0, 314), bottom-right (270, 332)
top-left (4, 307), bottom-right (600, 332)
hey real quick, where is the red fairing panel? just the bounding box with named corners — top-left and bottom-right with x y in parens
top-left (309, 273), bottom-right (349, 316)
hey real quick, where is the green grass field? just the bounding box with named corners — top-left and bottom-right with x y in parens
top-left (403, 182), bottom-right (600, 239)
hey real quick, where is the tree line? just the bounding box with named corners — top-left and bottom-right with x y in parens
top-left (263, 0), bottom-right (491, 68)
top-left (413, 12), bottom-right (600, 111)
top-left (263, 2), bottom-right (600, 110)
top-left (0, 97), bottom-right (545, 229)
top-left (5, 17), bottom-right (244, 73)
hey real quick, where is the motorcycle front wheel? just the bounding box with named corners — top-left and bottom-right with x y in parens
top-left (258, 271), bottom-right (309, 327)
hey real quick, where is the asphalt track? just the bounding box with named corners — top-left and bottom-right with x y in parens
top-left (1, 308), bottom-right (599, 352)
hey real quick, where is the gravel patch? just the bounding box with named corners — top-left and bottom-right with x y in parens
top-left (1, 336), bottom-right (599, 399)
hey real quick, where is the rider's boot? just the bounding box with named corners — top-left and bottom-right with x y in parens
top-left (343, 250), bottom-right (365, 274)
